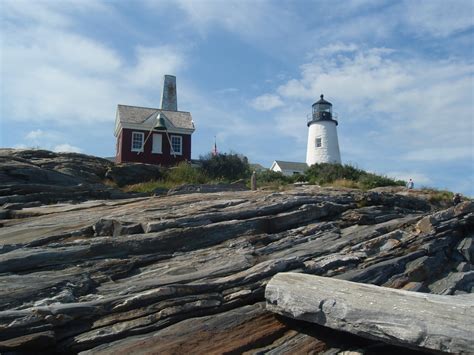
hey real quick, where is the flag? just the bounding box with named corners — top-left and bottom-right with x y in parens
top-left (212, 137), bottom-right (218, 156)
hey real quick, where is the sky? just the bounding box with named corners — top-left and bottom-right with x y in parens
top-left (0, 0), bottom-right (473, 195)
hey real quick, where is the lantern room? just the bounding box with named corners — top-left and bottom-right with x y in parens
top-left (309, 94), bottom-right (337, 126)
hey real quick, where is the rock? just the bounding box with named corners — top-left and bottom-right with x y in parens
top-left (428, 271), bottom-right (474, 295)
top-left (93, 219), bottom-right (115, 236)
top-left (167, 183), bottom-right (249, 195)
top-left (457, 237), bottom-right (474, 263)
top-left (104, 163), bottom-right (163, 187)
top-left (265, 272), bottom-right (474, 354)
top-left (113, 222), bottom-right (144, 236)
top-left (93, 219), bottom-right (144, 238)
top-left (404, 253), bottom-right (447, 282)
top-left (454, 201), bottom-right (474, 216)
top-left (0, 149), bottom-right (132, 211)
top-left (0, 330), bottom-right (56, 352)
top-left (0, 173), bottom-right (472, 353)
top-left (0, 149), bottom-right (114, 184)
top-left (0, 208), bottom-right (9, 219)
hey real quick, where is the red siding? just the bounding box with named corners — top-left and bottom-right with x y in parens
top-left (116, 128), bottom-right (191, 166)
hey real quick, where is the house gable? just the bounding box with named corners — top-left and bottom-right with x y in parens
top-left (115, 105), bottom-right (195, 137)
top-left (270, 160), bottom-right (308, 176)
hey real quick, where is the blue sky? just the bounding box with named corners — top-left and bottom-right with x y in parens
top-left (1, 0), bottom-right (473, 195)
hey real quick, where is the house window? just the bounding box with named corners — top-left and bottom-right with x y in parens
top-left (131, 132), bottom-right (144, 152)
top-left (316, 137), bottom-right (322, 148)
top-left (170, 135), bottom-right (182, 155)
top-left (152, 133), bottom-right (162, 154)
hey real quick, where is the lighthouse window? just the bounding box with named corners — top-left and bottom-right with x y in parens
top-left (319, 104), bottom-right (331, 113)
top-left (131, 132), bottom-right (144, 152)
top-left (316, 138), bottom-right (322, 147)
top-left (170, 135), bottom-right (182, 155)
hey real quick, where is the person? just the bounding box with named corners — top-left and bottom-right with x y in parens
top-left (453, 193), bottom-right (462, 206)
top-left (250, 170), bottom-right (257, 191)
top-left (407, 179), bottom-right (414, 189)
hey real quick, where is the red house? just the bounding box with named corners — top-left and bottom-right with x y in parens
top-left (114, 75), bottom-right (195, 165)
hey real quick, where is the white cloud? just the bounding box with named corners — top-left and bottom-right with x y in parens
top-left (275, 46), bottom-right (473, 150)
top-left (126, 46), bottom-right (186, 88)
top-left (250, 94), bottom-right (284, 111)
top-left (13, 129), bottom-right (84, 152)
top-left (402, 0), bottom-right (474, 38)
top-left (403, 147), bottom-right (473, 162)
top-left (173, 0), bottom-right (276, 38)
top-left (2, 0), bottom-right (110, 29)
top-left (53, 144), bottom-right (83, 153)
top-left (25, 129), bottom-right (61, 142)
top-left (1, 6), bottom-right (187, 125)
top-left (319, 42), bottom-right (359, 56)
top-left (215, 88), bottom-right (239, 94)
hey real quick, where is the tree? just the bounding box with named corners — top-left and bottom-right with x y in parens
top-left (199, 152), bottom-right (251, 181)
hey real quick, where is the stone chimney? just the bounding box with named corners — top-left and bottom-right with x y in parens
top-left (160, 75), bottom-right (178, 111)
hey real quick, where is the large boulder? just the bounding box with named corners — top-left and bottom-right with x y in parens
top-left (0, 149), bottom-right (129, 210)
top-left (105, 163), bottom-right (163, 187)
top-left (265, 273), bottom-right (474, 354)
top-left (1, 149), bottom-right (114, 184)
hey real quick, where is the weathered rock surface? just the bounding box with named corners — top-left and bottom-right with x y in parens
top-left (104, 163), bottom-right (163, 187)
top-left (0, 149), bottom-right (156, 211)
top-left (266, 273), bottom-right (474, 353)
top-left (0, 151), bottom-right (472, 354)
top-left (167, 182), bottom-right (248, 195)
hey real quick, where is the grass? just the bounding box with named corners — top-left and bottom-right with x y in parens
top-left (323, 178), bottom-right (361, 189)
top-left (122, 180), bottom-right (173, 193)
top-left (102, 179), bottom-right (119, 188)
top-left (420, 188), bottom-right (454, 204)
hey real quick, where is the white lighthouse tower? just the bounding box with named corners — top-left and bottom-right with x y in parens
top-left (306, 94), bottom-right (341, 166)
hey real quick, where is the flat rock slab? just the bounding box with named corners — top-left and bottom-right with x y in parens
top-left (266, 272), bottom-right (474, 354)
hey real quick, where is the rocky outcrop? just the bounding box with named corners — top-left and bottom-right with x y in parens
top-left (266, 273), bottom-right (474, 353)
top-left (167, 182), bottom-right (248, 195)
top-left (104, 163), bottom-right (163, 187)
top-left (0, 178), bottom-right (472, 353)
top-left (0, 149), bottom-right (161, 212)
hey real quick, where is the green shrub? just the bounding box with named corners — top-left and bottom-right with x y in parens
top-left (305, 163), bottom-right (363, 185)
top-left (325, 178), bottom-right (360, 189)
top-left (200, 153), bottom-right (251, 181)
top-left (358, 173), bottom-right (404, 189)
top-left (304, 163), bottom-right (404, 189)
top-left (166, 161), bottom-right (207, 184)
top-left (421, 188), bottom-right (454, 204)
top-left (123, 180), bottom-right (172, 193)
top-left (256, 170), bottom-right (292, 185)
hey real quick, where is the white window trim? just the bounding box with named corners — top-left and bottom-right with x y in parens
top-left (170, 135), bottom-right (183, 156)
top-left (131, 131), bottom-right (144, 152)
top-left (152, 133), bottom-right (162, 154)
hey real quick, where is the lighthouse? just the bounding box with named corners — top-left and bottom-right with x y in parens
top-left (306, 94), bottom-right (341, 166)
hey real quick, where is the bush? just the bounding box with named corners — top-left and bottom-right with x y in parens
top-left (327, 178), bottom-right (360, 189)
top-left (421, 188), bottom-right (454, 204)
top-left (305, 163), bottom-right (362, 185)
top-left (304, 163), bottom-right (405, 189)
top-left (358, 173), bottom-right (404, 189)
top-left (122, 180), bottom-right (171, 193)
top-left (166, 161), bottom-right (207, 184)
top-left (256, 170), bottom-right (292, 185)
top-left (200, 153), bottom-right (251, 181)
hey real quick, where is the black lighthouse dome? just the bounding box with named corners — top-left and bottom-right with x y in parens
top-left (308, 94), bottom-right (338, 126)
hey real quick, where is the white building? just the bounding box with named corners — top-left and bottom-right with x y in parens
top-left (270, 160), bottom-right (307, 176)
top-left (306, 95), bottom-right (341, 166)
